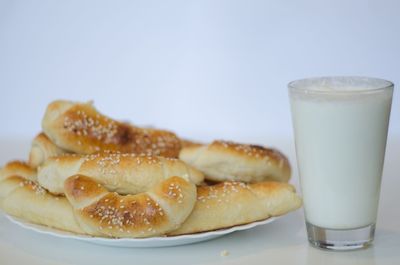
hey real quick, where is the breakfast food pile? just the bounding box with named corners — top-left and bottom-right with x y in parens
top-left (0, 100), bottom-right (301, 238)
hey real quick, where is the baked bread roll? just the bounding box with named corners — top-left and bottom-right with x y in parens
top-left (0, 161), bottom-right (37, 182)
top-left (169, 181), bottom-right (301, 235)
top-left (0, 175), bottom-right (84, 234)
top-left (181, 139), bottom-right (203, 148)
top-left (0, 174), bottom-right (198, 238)
top-left (38, 152), bottom-right (204, 195)
top-left (0, 173), bottom-right (301, 237)
top-left (64, 175), bottom-right (196, 238)
top-left (29, 133), bottom-right (67, 167)
top-left (42, 100), bottom-right (181, 157)
top-left (179, 140), bottom-right (291, 183)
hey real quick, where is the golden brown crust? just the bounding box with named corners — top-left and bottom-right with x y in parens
top-left (28, 133), bottom-right (67, 168)
top-left (168, 181), bottom-right (302, 235)
top-left (180, 139), bottom-right (203, 148)
top-left (211, 141), bottom-right (290, 163)
top-left (0, 175), bottom-right (84, 234)
top-left (179, 140), bottom-right (291, 183)
top-left (63, 173), bottom-right (108, 207)
top-left (38, 152), bottom-right (204, 195)
top-left (0, 161), bottom-right (37, 181)
top-left (42, 100), bottom-right (182, 157)
top-left (64, 175), bottom-right (197, 238)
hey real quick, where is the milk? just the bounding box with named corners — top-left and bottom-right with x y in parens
top-left (290, 83), bottom-right (393, 229)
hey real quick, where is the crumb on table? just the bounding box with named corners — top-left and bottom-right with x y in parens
top-left (220, 250), bottom-right (229, 257)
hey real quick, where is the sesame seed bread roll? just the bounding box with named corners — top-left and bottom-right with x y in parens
top-left (64, 175), bottom-right (197, 238)
top-left (179, 140), bottom-right (291, 183)
top-left (0, 175), bottom-right (85, 234)
top-left (180, 139), bottom-right (203, 148)
top-left (41, 100), bottom-right (181, 158)
top-left (38, 152), bottom-right (204, 195)
top-left (168, 181), bottom-right (302, 235)
top-left (0, 161), bottom-right (37, 182)
top-left (28, 133), bottom-right (68, 168)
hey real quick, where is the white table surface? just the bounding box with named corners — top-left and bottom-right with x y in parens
top-left (0, 136), bottom-right (399, 265)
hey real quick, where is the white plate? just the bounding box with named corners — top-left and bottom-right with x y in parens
top-left (6, 215), bottom-right (277, 248)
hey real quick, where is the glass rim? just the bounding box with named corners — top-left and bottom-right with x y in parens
top-left (288, 76), bottom-right (394, 96)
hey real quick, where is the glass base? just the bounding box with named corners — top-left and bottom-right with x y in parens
top-left (306, 222), bottom-right (375, 251)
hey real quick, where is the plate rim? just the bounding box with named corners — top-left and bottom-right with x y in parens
top-left (5, 214), bottom-right (278, 244)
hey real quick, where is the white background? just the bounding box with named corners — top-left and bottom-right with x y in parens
top-left (0, 0), bottom-right (398, 143)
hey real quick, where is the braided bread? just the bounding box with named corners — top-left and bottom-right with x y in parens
top-left (42, 100), bottom-right (181, 157)
top-left (179, 140), bottom-right (291, 183)
top-left (64, 175), bottom-right (196, 238)
top-left (38, 152), bottom-right (204, 195)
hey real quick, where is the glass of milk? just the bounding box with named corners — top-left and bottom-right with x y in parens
top-left (289, 76), bottom-right (393, 250)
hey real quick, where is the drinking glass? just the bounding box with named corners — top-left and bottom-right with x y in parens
top-left (288, 76), bottom-right (393, 250)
